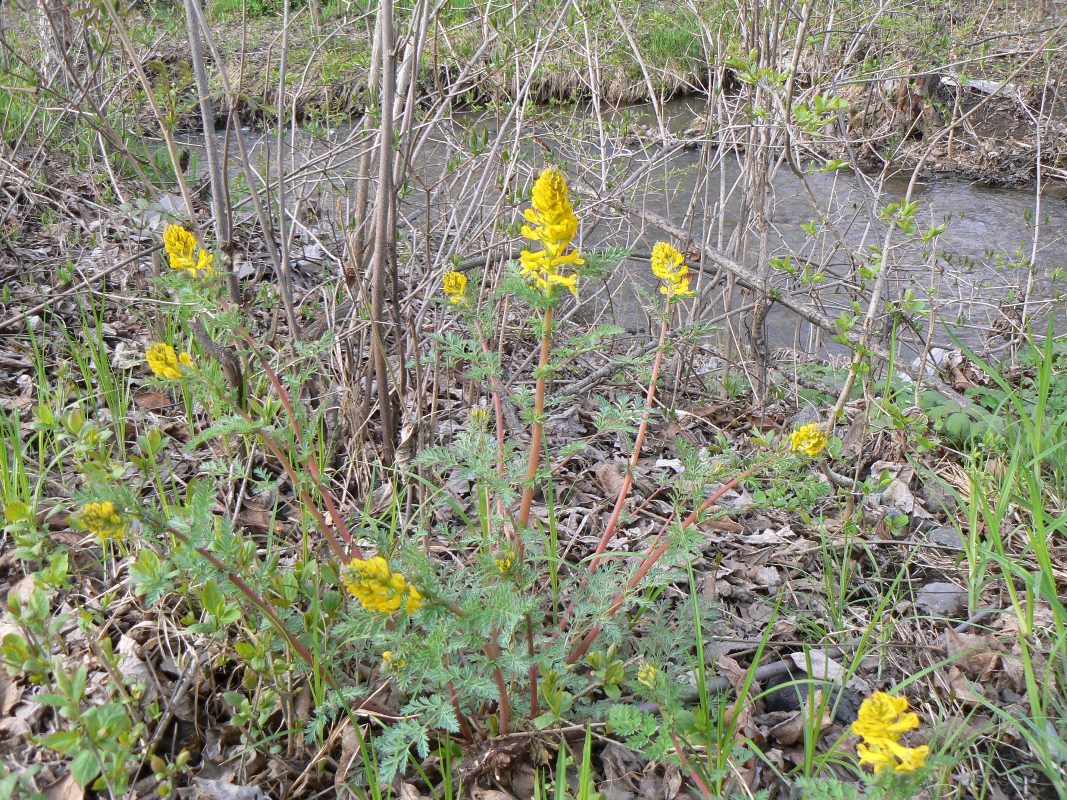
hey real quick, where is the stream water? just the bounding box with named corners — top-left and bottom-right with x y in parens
top-left (179, 99), bottom-right (1067, 361)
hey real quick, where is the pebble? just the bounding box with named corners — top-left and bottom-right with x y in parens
top-left (928, 525), bottom-right (964, 549)
top-left (921, 479), bottom-right (960, 515)
top-left (916, 581), bottom-right (968, 618)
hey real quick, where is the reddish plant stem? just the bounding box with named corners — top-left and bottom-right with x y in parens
top-left (513, 305), bottom-right (555, 730)
top-left (515, 305), bottom-right (554, 557)
top-left (160, 521), bottom-right (400, 727)
top-left (170, 525), bottom-right (323, 675)
top-left (486, 634), bottom-right (511, 735)
top-left (587, 317), bottom-right (669, 574)
top-left (670, 732), bottom-right (714, 799)
top-left (565, 462), bottom-right (763, 664)
top-left (443, 656), bottom-right (475, 741)
top-left (239, 330), bottom-right (356, 549)
top-left (241, 412), bottom-right (351, 562)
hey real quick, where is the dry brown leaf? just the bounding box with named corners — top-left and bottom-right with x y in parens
top-left (789, 651), bottom-right (845, 682)
top-left (944, 628), bottom-right (1001, 681)
top-left (662, 764), bottom-right (682, 799)
top-left (943, 665), bottom-right (986, 705)
top-left (593, 461), bottom-right (627, 497)
top-left (10, 574), bottom-right (36, 603)
top-left (134, 390), bottom-right (173, 410)
top-left (470, 789), bottom-right (516, 800)
top-left (0, 716), bottom-right (30, 738)
top-left (715, 654), bottom-right (748, 694)
top-left (335, 720), bottom-right (360, 791)
top-left (951, 365), bottom-right (975, 390)
top-left (716, 655), bottom-right (757, 737)
top-left (998, 655), bottom-right (1027, 694)
top-left (752, 565), bottom-right (781, 588)
top-left (117, 634), bottom-right (158, 703)
top-left (235, 506), bottom-right (275, 533)
top-left (0, 672), bottom-right (21, 716)
top-left (768, 711), bottom-right (806, 746)
top-left (765, 690), bottom-right (833, 746)
top-left (43, 774), bottom-right (82, 800)
top-left (193, 777), bottom-right (270, 800)
top-left (369, 482), bottom-right (396, 516)
top-left (701, 516), bottom-right (744, 534)
top-left (726, 761), bottom-right (757, 794)
top-left (294, 684), bottom-right (312, 721)
top-left (742, 526), bottom-right (794, 545)
top-left (838, 416), bottom-right (866, 458)
top-left (600, 742), bottom-right (641, 800)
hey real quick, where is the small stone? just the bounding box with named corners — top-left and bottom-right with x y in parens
top-left (921, 479), bottom-right (959, 516)
top-left (928, 525), bottom-right (964, 549)
top-left (916, 582), bottom-right (967, 618)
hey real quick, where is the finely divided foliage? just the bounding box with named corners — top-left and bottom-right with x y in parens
top-left (1, 2), bottom-right (1065, 798)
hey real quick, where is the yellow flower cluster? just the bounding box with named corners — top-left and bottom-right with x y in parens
top-left (494, 552), bottom-right (514, 575)
top-left (78, 501), bottom-right (126, 541)
top-left (519, 168), bottom-right (583, 297)
top-left (637, 662), bottom-right (657, 688)
top-left (382, 650), bottom-right (406, 672)
top-left (341, 556), bottom-right (422, 614)
top-left (146, 342), bottom-right (193, 380)
top-left (442, 270), bottom-right (467, 304)
top-left (650, 242), bottom-right (696, 299)
top-left (163, 224), bottom-right (213, 279)
top-left (790, 423), bottom-right (827, 456)
top-left (852, 692), bottom-right (930, 773)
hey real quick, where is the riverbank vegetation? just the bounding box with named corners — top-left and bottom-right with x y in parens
top-left (1, 0), bottom-right (1066, 798)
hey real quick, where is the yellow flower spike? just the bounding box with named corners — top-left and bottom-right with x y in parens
top-left (547, 272), bottom-right (578, 297)
top-left (342, 556), bottom-right (421, 615)
top-left (851, 691), bottom-right (919, 742)
top-left (146, 342), bottom-right (193, 380)
top-left (789, 423), bottom-right (827, 457)
top-left (78, 501), bottom-right (126, 541)
top-left (518, 167), bottom-right (583, 299)
top-left (637, 662), bottom-right (657, 688)
top-left (470, 408), bottom-right (490, 429)
top-left (443, 270), bottom-right (468, 304)
top-left (522, 168), bottom-right (578, 254)
top-left (162, 224), bottom-right (212, 278)
top-left (852, 692), bottom-right (929, 773)
top-left (650, 241), bottom-right (685, 280)
top-left (163, 224), bottom-right (196, 271)
top-left (857, 740), bottom-right (930, 773)
top-left (650, 242), bottom-right (697, 299)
